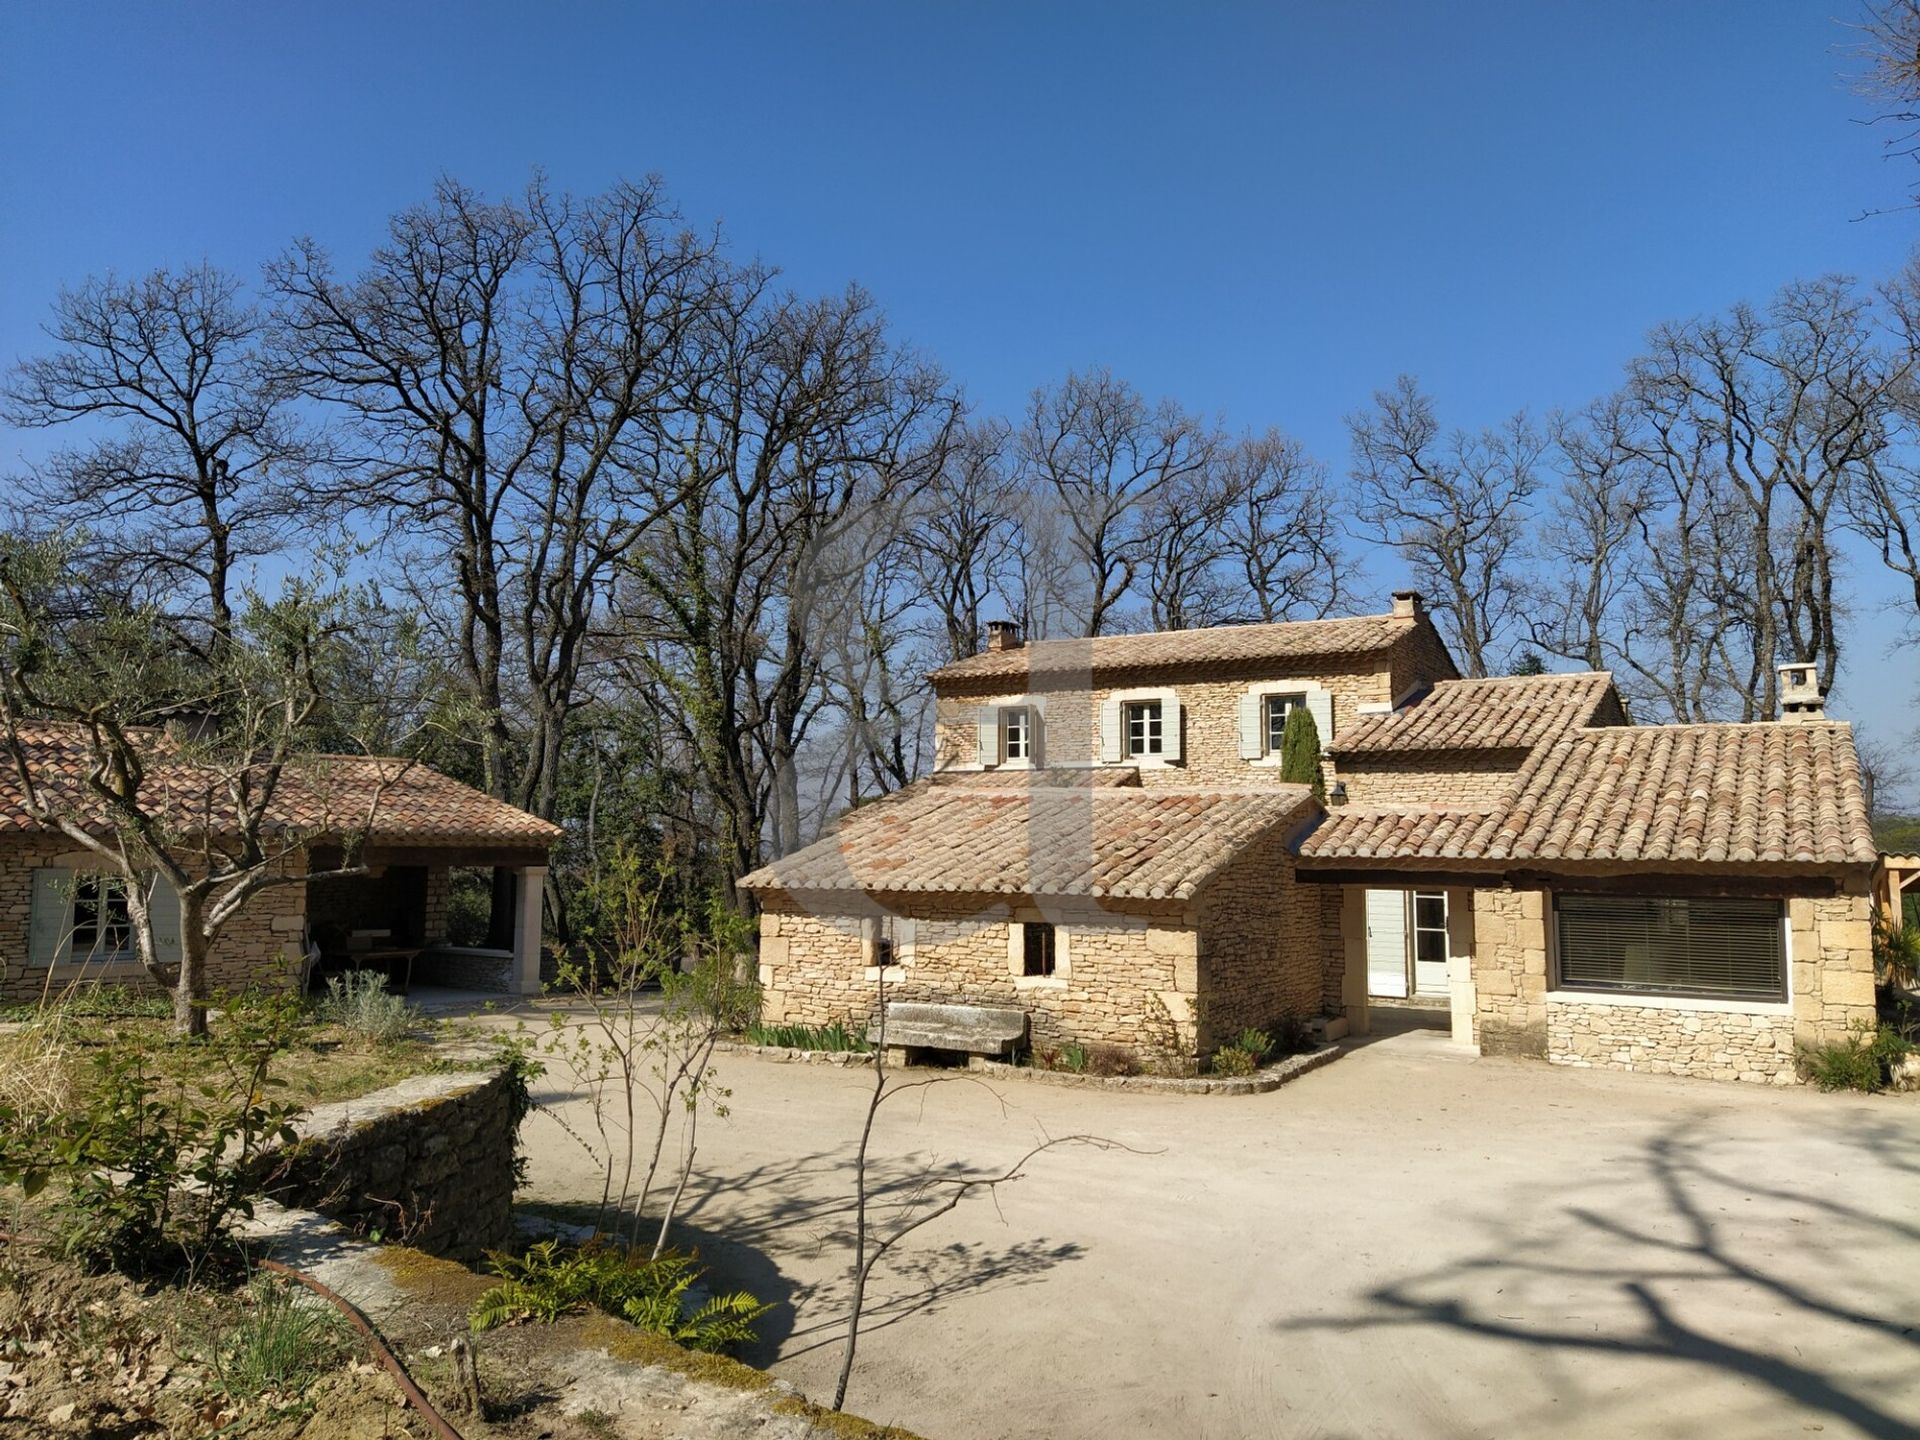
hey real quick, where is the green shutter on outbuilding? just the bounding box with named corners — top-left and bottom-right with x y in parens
top-left (146, 875), bottom-right (183, 971)
top-left (28, 867), bottom-right (73, 966)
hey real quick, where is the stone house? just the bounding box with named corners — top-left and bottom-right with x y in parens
top-left (0, 725), bottom-right (561, 1004)
top-left (742, 595), bottom-right (1883, 1085)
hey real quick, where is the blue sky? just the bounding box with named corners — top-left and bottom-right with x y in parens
top-left (1, 1), bottom-right (1916, 750)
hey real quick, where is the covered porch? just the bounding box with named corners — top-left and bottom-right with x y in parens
top-left (303, 848), bottom-right (550, 998)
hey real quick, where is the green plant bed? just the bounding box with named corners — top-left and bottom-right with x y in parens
top-left (741, 1020), bottom-right (869, 1053)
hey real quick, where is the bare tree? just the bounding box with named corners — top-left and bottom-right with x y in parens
top-left (1016, 369), bottom-right (1215, 636)
top-left (1347, 377), bottom-right (1542, 676)
top-left (3, 265), bottom-right (308, 654)
top-left (904, 419), bottom-right (1017, 661)
top-left (1217, 429), bottom-right (1353, 622)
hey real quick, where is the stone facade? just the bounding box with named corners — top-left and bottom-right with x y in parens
top-left (759, 831), bottom-right (1330, 1064)
top-left (0, 836), bottom-right (308, 1004)
top-left (932, 627), bottom-right (1455, 786)
top-left (1548, 1000), bottom-right (1798, 1084)
top-left (243, 1067), bottom-right (522, 1261)
top-left (1466, 881), bottom-right (1879, 1085)
top-left (1336, 753), bottom-right (1526, 807)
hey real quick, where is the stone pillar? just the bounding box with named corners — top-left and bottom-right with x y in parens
top-left (1469, 886), bottom-right (1548, 1057)
top-left (1446, 887), bottom-right (1477, 1050)
top-left (512, 865), bottom-right (547, 996)
top-left (1340, 886), bottom-right (1370, 1036)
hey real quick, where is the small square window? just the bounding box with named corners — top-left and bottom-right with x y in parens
top-left (1002, 706), bottom-right (1033, 762)
top-left (1125, 701), bottom-right (1163, 757)
top-left (1022, 922), bottom-right (1057, 977)
top-left (867, 918), bottom-right (898, 968)
top-left (1264, 694), bottom-right (1305, 754)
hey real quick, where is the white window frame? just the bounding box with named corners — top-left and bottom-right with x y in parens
top-left (71, 872), bottom-right (136, 962)
top-left (1125, 699), bottom-right (1163, 758)
top-left (1265, 692), bottom-right (1307, 754)
top-left (1007, 916), bottom-right (1071, 989)
top-left (1001, 704), bottom-right (1036, 765)
top-left (1240, 681), bottom-right (1334, 766)
top-left (1102, 687), bottom-right (1183, 766)
top-left (967, 694), bottom-right (1047, 770)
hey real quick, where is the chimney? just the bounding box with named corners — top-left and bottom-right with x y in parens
top-left (1391, 590), bottom-right (1422, 620)
top-left (985, 619), bottom-right (1022, 653)
top-left (1777, 662), bottom-right (1827, 722)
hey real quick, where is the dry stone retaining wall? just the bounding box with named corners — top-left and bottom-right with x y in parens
top-left (1548, 1000), bottom-right (1798, 1084)
top-left (245, 1066), bottom-right (521, 1261)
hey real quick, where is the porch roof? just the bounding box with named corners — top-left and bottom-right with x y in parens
top-left (1299, 720), bottom-right (1877, 876)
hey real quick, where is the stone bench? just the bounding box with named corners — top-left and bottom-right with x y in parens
top-left (871, 1001), bottom-right (1029, 1059)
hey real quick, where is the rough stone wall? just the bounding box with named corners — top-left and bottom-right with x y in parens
top-left (1470, 882), bottom-right (1880, 1084)
top-left (422, 866), bottom-right (450, 944)
top-left (759, 893), bottom-right (1194, 1059)
top-left (1334, 753), bottom-right (1524, 807)
top-left (1316, 885), bottom-right (1348, 1017)
top-left (244, 1067), bottom-right (520, 1261)
top-left (0, 836), bottom-right (306, 1003)
top-left (1191, 827), bottom-right (1326, 1045)
top-left (1789, 891), bottom-right (1877, 1043)
top-left (1469, 886), bottom-right (1548, 1056)
top-left (1386, 619), bottom-right (1462, 697)
top-left (1549, 1001), bottom-right (1797, 1084)
top-left (932, 657), bottom-right (1395, 782)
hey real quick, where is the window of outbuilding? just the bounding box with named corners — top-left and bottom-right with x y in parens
top-left (72, 874), bottom-right (134, 959)
top-left (1022, 921), bottom-right (1057, 977)
top-left (1554, 894), bottom-right (1786, 1002)
top-left (1263, 693), bottom-right (1305, 754)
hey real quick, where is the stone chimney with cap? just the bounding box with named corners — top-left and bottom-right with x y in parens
top-left (1391, 590), bottom-right (1423, 619)
top-left (1777, 661), bottom-right (1827, 722)
top-left (984, 619), bottom-right (1022, 653)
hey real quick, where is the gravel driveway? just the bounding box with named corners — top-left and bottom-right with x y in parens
top-left (512, 1021), bottom-right (1920, 1440)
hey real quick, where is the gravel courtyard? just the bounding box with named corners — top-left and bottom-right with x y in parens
top-left (513, 1021), bottom-right (1920, 1440)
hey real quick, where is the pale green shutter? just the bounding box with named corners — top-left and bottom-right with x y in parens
top-left (28, 867), bottom-right (72, 966)
top-left (1237, 693), bottom-right (1264, 759)
top-left (1098, 699), bottom-right (1123, 763)
top-left (1162, 699), bottom-right (1184, 762)
top-left (146, 875), bottom-right (183, 972)
top-left (1305, 690), bottom-right (1334, 750)
top-left (976, 708), bottom-right (1000, 768)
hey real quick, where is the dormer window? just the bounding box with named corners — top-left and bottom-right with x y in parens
top-left (1125, 700), bottom-right (1164, 757)
top-left (1002, 706), bottom-right (1034, 762)
top-left (1264, 693), bottom-right (1306, 754)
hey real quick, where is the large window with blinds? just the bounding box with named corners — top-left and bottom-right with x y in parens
top-left (1554, 894), bottom-right (1787, 1002)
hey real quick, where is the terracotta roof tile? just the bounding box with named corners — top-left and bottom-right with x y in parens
top-left (1301, 721), bottom-right (1876, 871)
top-left (928, 612), bottom-right (1428, 689)
top-left (740, 778), bottom-right (1316, 900)
top-left (0, 724), bottom-right (559, 847)
top-left (1330, 672), bottom-right (1622, 756)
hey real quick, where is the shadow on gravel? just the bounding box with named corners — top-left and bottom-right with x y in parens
top-left (1276, 1115), bottom-right (1920, 1438)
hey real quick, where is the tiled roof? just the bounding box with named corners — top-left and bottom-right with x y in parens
top-left (1300, 721), bottom-right (1876, 870)
top-left (928, 612), bottom-right (1427, 688)
top-left (0, 724), bottom-right (559, 847)
top-left (1330, 672), bottom-right (1622, 756)
top-left (740, 779), bottom-right (1316, 900)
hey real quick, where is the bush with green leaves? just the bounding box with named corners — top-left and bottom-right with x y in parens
top-left (201, 1275), bottom-right (352, 1402)
top-left (316, 971), bottom-right (420, 1047)
top-left (471, 1239), bottom-right (770, 1352)
top-left (0, 997), bottom-right (305, 1274)
top-left (1210, 1045), bottom-right (1258, 1078)
top-left (1874, 922), bottom-right (1920, 988)
top-left (1234, 1028), bottom-right (1274, 1063)
top-left (1797, 1021), bottom-right (1915, 1093)
top-left (743, 1020), bottom-right (869, 1053)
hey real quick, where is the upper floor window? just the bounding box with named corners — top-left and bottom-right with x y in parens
top-left (1125, 700), bottom-right (1164, 757)
top-left (1264, 693), bottom-right (1306, 754)
top-left (1002, 705), bottom-right (1034, 762)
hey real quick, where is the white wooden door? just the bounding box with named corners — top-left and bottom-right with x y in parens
top-left (1411, 891), bottom-right (1450, 997)
top-left (1365, 888), bottom-right (1409, 998)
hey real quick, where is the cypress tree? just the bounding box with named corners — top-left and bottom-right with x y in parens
top-left (1279, 705), bottom-right (1325, 802)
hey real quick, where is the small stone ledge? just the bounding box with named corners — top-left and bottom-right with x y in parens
top-left (967, 1043), bottom-right (1344, 1096)
top-left (712, 1039), bottom-right (875, 1066)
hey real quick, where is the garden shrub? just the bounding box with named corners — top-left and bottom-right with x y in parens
top-left (1233, 1028), bottom-right (1274, 1063)
top-left (1797, 1021), bottom-right (1915, 1093)
top-left (471, 1239), bottom-right (771, 1352)
top-left (1210, 1046), bottom-right (1258, 1078)
top-left (1874, 921), bottom-right (1920, 988)
top-left (0, 999), bottom-right (305, 1274)
top-left (744, 1020), bottom-right (869, 1053)
top-left (316, 971), bottom-right (420, 1047)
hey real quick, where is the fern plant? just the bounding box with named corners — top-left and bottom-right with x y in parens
top-left (471, 1239), bottom-right (771, 1352)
